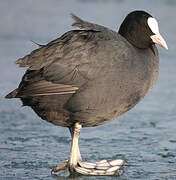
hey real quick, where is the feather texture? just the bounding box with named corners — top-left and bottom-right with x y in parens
top-left (16, 80), bottom-right (78, 97)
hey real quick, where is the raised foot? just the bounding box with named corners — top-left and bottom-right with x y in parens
top-left (52, 159), bottom-right (126, 176)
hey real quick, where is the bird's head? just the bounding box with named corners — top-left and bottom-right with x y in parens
top-left (119, 10), bottom-right (168, 50)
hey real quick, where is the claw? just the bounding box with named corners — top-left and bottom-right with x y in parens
top-left (51, 160), bottom-right (68, 174)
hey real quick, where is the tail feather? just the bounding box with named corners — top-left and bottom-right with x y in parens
top-left (5, 89), bottom-right (18, 99)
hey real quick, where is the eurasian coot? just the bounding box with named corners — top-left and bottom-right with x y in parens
top-left (6, 11), bottom-right (168, 175)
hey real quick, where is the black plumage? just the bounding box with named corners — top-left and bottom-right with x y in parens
top-left (6, 11), bottom-right (168, 175)
top-left (6, 11), bottom-right (160, 127)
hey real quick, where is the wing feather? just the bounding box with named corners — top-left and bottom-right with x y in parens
top-left (16, 80), bottom-right (78, 97)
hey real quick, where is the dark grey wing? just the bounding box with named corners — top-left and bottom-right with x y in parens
top-left (15, 15), bottom-right (121, 98)
top-left (16, 14), bottom-right (118, 71)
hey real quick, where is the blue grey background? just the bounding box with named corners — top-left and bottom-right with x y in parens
top-left (0, 0), bottom-right (176, 179)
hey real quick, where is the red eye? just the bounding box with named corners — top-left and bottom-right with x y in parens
top-left (141, 25), bottom-right (146, 30)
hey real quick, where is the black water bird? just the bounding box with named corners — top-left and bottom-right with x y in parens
top-left (6, 11), bottom-right (168, 176)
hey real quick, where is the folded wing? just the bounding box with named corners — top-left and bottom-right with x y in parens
top-left (16, 80), bottom-right (78, 97)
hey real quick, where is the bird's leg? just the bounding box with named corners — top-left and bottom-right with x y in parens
top-left (51, 122), bottom-right (82, 173)
top-left (52, 122), bottom-right (127, 176)
top-left (69, 122), bottom-right (82, 171)
top-left (69, 124), bottom-right (82, 163)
